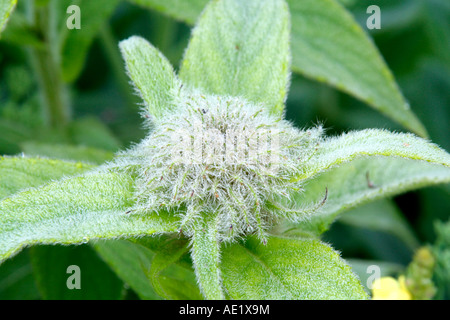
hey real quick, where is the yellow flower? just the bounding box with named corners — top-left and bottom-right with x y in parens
top-left (371, 276), bottom-right (412, 300)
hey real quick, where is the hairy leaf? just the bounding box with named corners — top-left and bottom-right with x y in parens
top-left (282, 160), bottom-right (450, 236)
top-left (179, 0), bottom-right (290, 115)
top-left (0, 0), bottom-right (16, 35)
top-left (301, 130), bottom-right (450, 180)
top-left (221, 235), bottom-right (368, 299)
top-left (61, 0), bottom-right (120, 82)
top-left (0, 156), bottom-right (93, 200)
top-left (120, 36), bottom-right (180, 119)
top-left (272, 130), bottom-right (450, 236)
top-left (21, 142), bottom-right (114, 165)
top-left (190, 215), bottom-right (224, 299)
top-left (131, 0), bottom-right (427, 136)
top-left (0, 172), bottom-right (179, 263)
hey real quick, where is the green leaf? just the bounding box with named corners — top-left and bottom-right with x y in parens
top-left (0, 119), bottom-right (33, 155)
top-left (69, 117), bottom-right (122, 152)
top-left (132, 0), bottom-right (428, 136)
top-left (93, 239), bottom-right (161, 299)
top-left (29, 245), bottom-right (124, 299)
top-left (287, 160), bottom-right (450, 237)
top-left (423, 0), bottom-right (450, 67)
top-left (0, 156), bottom-right (93, 200)
top-left (432, 220), bottom-right (450, 300)
top-left (94, 236), bottom-right (201, 300)
top-left (190, 214), bottom-right (224, 300)
top-left (127, 0), bottom-right (207, 25)
top-left (0, 0), bottom-right (17, 35)
top-left (119, 36), bottom-right (180, 120)
top-left (179, 0), bottom-right (290, 115)
top-left (272, 130), bottom-right (450, 236)
top-left (0, 171), bottom-right (179, 263)
top-left (221, 235), bottom-right (368, 299)
top-left (145, 237), bottom-right (201, 300)
top-left (288, 0), bottom-right (427, 137)
top-left (21, 142), bottom-right (114, 165)
top-left (300, 130), bottom-right (450, 180)
top-left (0, 249), bottom-right (40, 300)
top-left (60, 0), bottom-right (120, 82)
top-left (338, 200), bottom-right (420, 250)
top-left (0, 10), bottom-right (45, 48)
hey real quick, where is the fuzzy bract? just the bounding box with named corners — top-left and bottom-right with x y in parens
top-left (113, 91), bottom-right (324, 242)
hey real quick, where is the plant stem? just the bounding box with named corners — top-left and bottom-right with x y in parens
top-left (29, 1), bottom-right (70, 129)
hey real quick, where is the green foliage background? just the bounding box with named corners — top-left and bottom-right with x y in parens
top-left (0, 0), bottom-right (449, 299)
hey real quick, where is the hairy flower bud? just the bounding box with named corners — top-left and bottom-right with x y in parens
top-left (114, 91), bottom-right (324, 242)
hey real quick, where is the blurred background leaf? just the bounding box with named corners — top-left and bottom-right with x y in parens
top-left (60, 0), bottom-right (121, 83)
top-left (432, 220), bottom-right (450, 299)
top-left (0, 249), bottom-right (40, 300)
top-left (0, 0), bottom-right (17, 35)
top-left (338, 200), bottom-right (420, 251)
top-left (93, 236), bottom-right (202, 300)
top-left (29, 244), bottom-right (124, 300)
